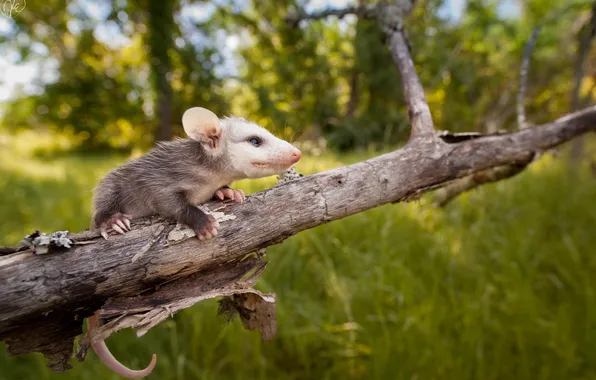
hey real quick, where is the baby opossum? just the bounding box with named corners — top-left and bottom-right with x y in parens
top-left (92, 107), bottom-right (301, 240)
top-left (89, 107), bottom-right (301, 378)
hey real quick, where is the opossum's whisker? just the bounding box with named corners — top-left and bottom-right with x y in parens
top-left (289, 129), bottom-right (299, 144)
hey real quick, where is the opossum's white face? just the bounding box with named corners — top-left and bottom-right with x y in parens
top-left (222, 117), bottom-right (301, 179)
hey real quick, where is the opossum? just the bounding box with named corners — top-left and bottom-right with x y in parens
top-left (88, 107), bottom-right (301, 378)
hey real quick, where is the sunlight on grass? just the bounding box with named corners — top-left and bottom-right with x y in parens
top-left (1, 135), bottom-right (595, 379)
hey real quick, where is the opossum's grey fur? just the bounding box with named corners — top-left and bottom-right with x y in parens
top-left (92, 138), bottom-right (231, 228)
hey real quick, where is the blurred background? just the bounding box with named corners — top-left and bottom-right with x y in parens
top-left (1, 0), bottom-right (596, 379)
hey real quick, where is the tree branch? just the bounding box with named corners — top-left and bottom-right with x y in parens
top-left (1, 104), bottom-right (595, 371)
top-left (436, 26), bottom-right (542, 206)
top-left (434, 160), bottom-right (532, 207)
top-left (385, 25), bottom-right (437, 139)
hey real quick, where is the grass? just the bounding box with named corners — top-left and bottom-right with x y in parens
top-left (1, 132), bottom-right (596, 380)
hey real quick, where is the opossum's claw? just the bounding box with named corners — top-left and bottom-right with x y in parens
top-left (98, 213), bottom-right (133, 239)
top-left (236, 189), bottom-right (246, 202)
top-left (193, 215), bottom-right (218, 241)
top-left (112, 224), bottom-right (125, 235)
top-left (222, 188), bottom-right (235, 199)
top-left (115, 219), bottom-right (128, 232)
top-left (195, 228), bottom-right (216, 240)
top-left (215, 187), bottom-right (245, 203)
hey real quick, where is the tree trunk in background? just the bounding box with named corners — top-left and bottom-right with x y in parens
top-left (345, 71), bottom-right (360, 117)
top-left (570, 2), bottom-right (596, 163)
top-left (147, 0), bottom-right (175, 142)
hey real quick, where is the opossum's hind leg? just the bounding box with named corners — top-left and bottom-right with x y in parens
top-left (87, 314), bottom-right (157, 379)
top-left (214, 185), bottom-right (245, 203)
top-left (93, 184), bottom-right (131, 239)
top-left (99, 213), bottom-right (133, 240)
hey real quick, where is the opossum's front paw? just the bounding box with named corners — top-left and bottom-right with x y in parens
top-left (214, 187), bottom-right (245, 203)
top-left (99, 213), bottom-right (132, 240)
top-left (192, 214), bottom-right (220, 241)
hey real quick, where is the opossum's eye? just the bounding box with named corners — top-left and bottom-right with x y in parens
top-left (248, 137), bottom-right (261, 146)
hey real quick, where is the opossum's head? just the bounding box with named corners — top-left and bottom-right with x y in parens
top-left (222, 117), bottom-right (301, 178)
top-left (182, 107), bottom-right (301, 179)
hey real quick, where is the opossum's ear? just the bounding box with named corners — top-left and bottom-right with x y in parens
top-left (182, 107), bottom-right (221, 150)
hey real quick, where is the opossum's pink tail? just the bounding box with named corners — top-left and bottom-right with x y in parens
top-left (87, 315), bottom-right (157, 379)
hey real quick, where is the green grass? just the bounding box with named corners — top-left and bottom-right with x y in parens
top-left (1, 132), bottom-right (596, 380)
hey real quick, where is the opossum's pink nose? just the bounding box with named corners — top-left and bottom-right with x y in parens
top-left (290, 147), bottom-right (301, 163)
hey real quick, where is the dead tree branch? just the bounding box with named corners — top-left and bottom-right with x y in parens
top-left (2, 1), bottom-right (596, 373)
top-left (2, 104), bottom-right (595, 371)
top-left (386, 26), bottom-right (437, 139)
top-left (435, 26), bottom-right (543, 206)
top-left (433, 158), bottom-right (533, 207)
top-left (437, 2), bottom-right (596, 204)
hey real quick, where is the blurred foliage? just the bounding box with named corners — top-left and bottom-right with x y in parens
top-left (1, 0), bottom-right (595, 150)
top-left (1, 131), bottom-right (596, 379)
top-left (0, 0), bottom-right (228, 149)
